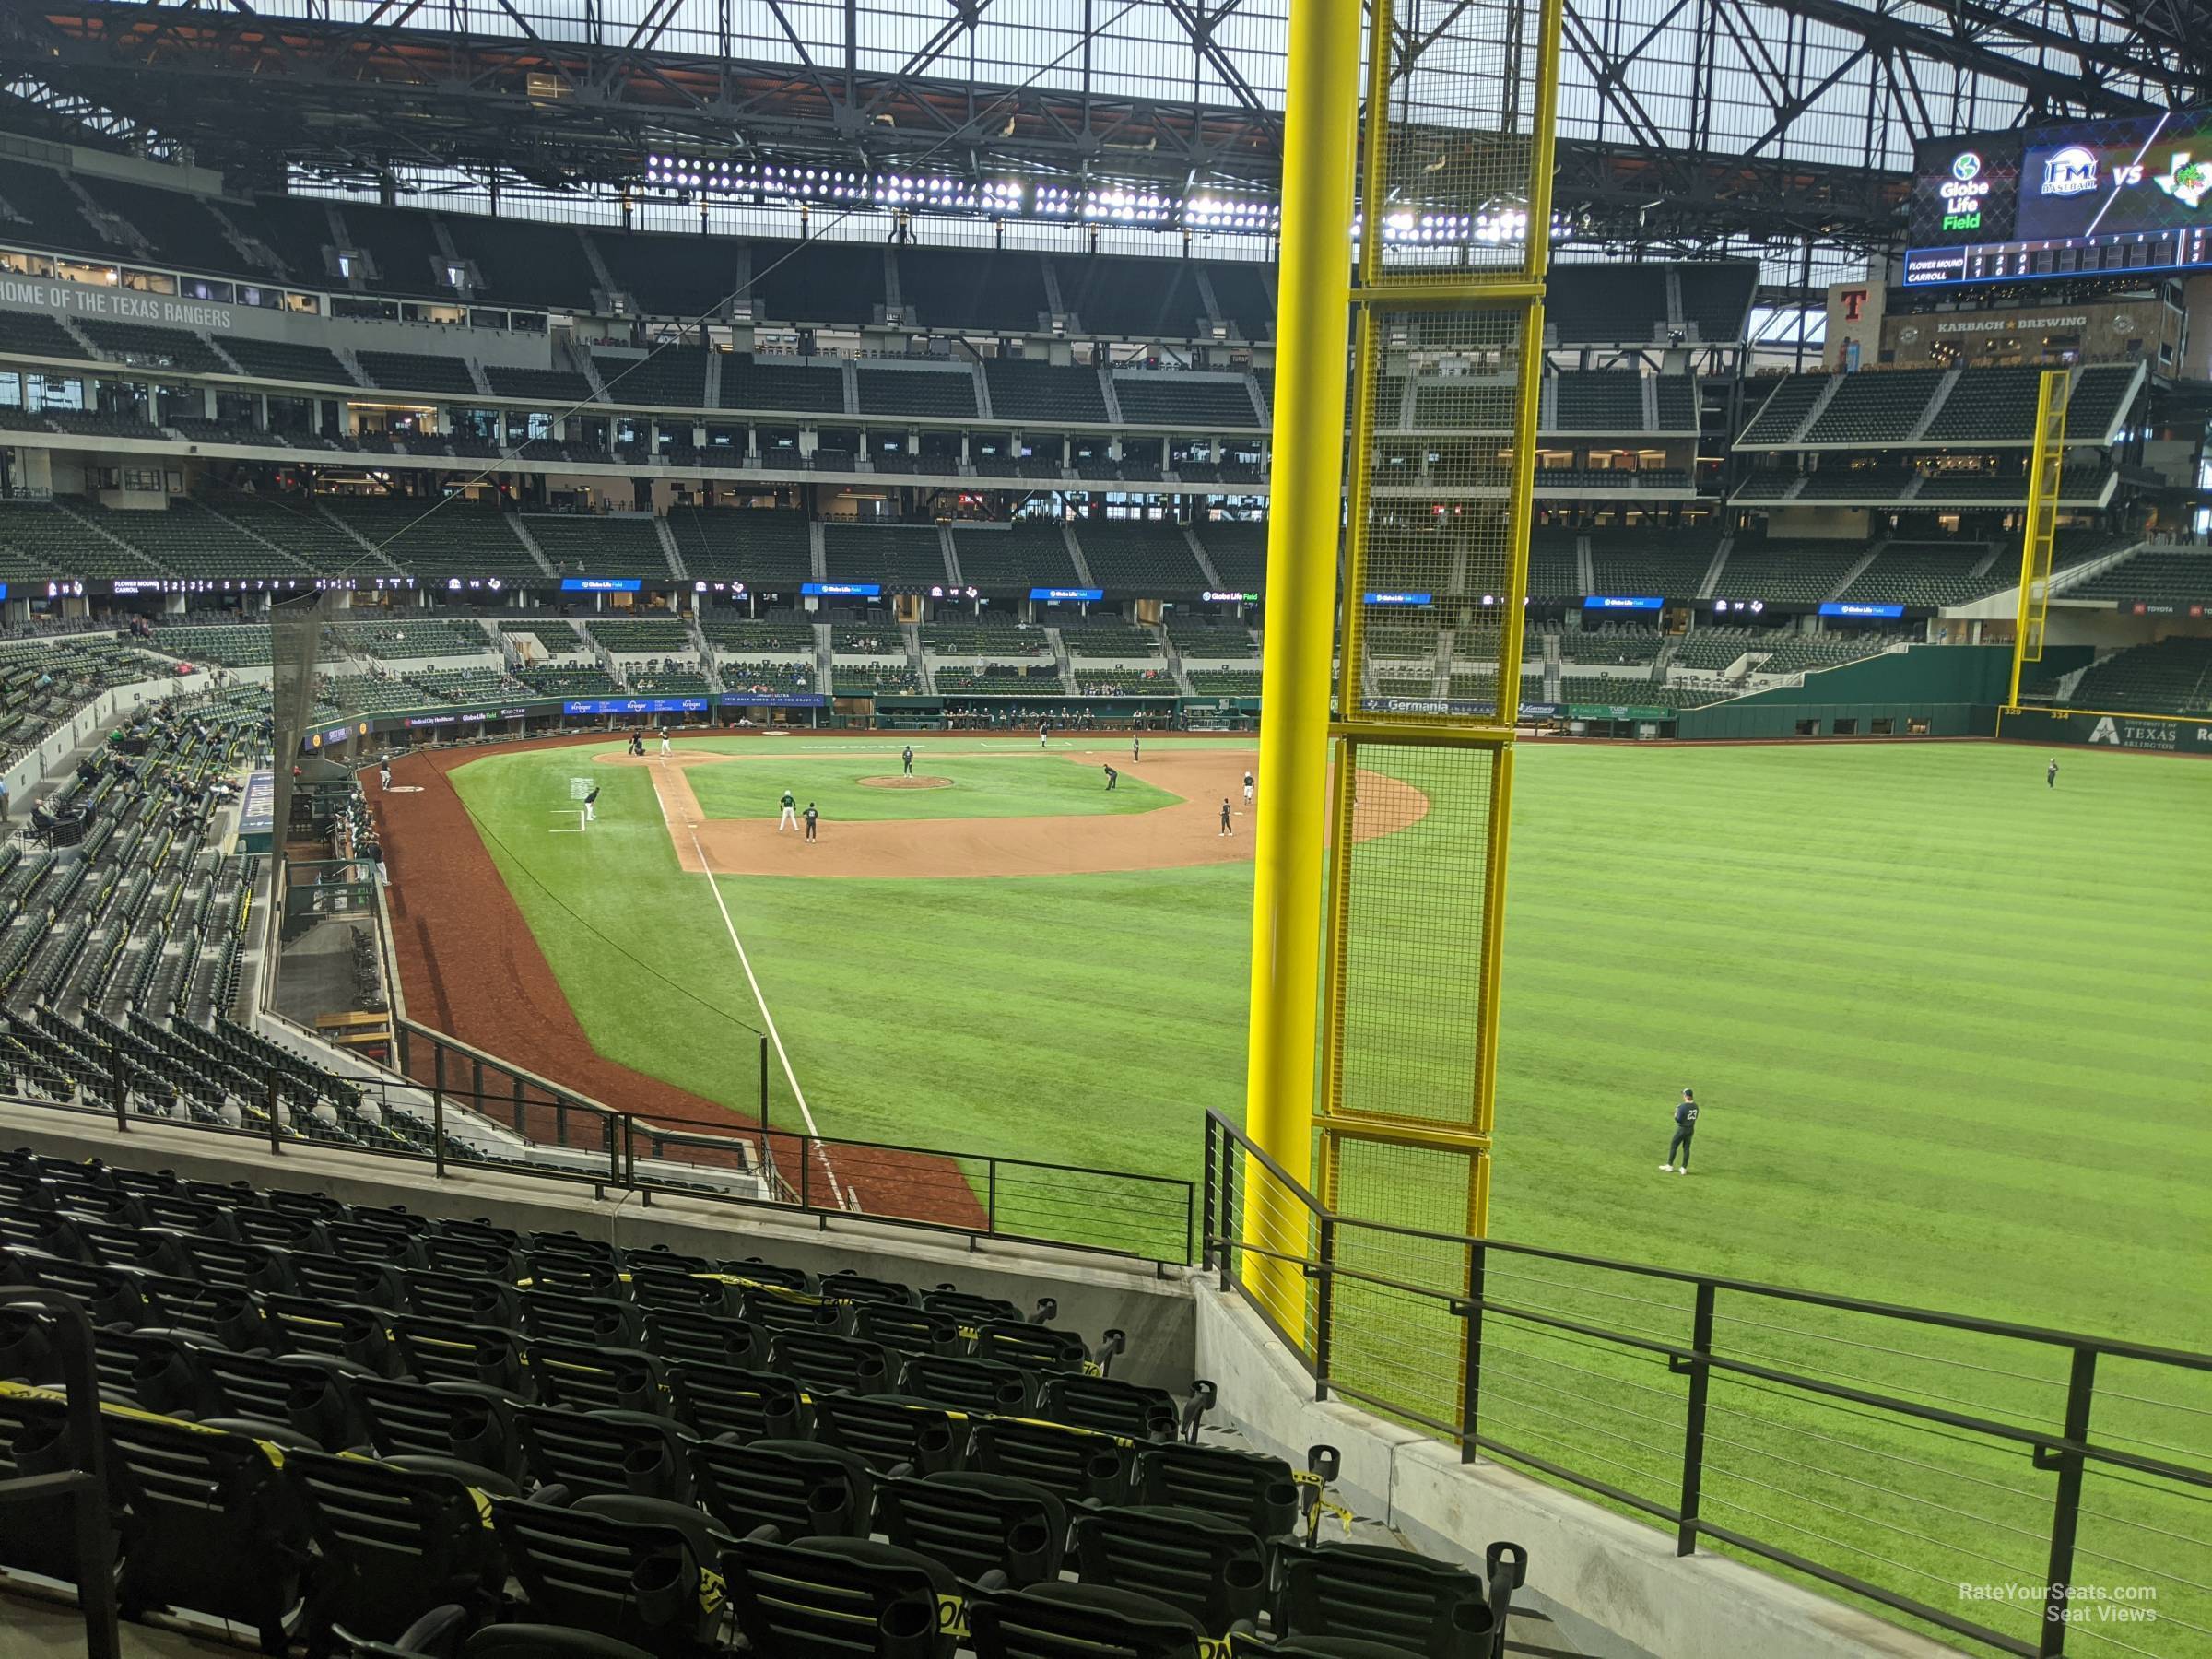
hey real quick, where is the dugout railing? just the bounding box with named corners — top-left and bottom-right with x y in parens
top-left (1203, 1109), bottom-right (2212, 1657)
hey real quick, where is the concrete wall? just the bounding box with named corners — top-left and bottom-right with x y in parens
top-left (1192, 1288), bottom-right (1959, 1659)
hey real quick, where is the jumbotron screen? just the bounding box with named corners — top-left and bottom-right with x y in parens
top-left (1902, 108), bottom-right (2212, 288)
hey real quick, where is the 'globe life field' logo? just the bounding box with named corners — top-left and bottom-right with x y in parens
top-left (1939, 151), bottom-right (1992, 232)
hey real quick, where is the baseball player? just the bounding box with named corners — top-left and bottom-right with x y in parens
top-left (583, 783), bottom-right (599, 823)
top-left (629, 731), bottom-right (644, 757)
top-left (803, 802), bottom-right (819, 843)
top-left (1103, 764), bottom-right (1118, 791)
top-left (1242, 770), bottom-right (1254, 805)
top-left (1661, 1089), bottom-right (1700, 1174)
top-left (777, 789), bottom-right (798, 832)
top-left (1038, 721), bottom-right (1050, 749)
top-left (1218, 796), bottom-right (1233, 837)
top-left (2046, 759), bottom-right (2058, 790)
top-left (379, 761), bottom-right (392, 791)
top-left (1132, 733), bottom-right (1141, 763)
top-left (902, 745), bottom-right (914, 776)
top-left (660, 729), bottom-right (671, 759)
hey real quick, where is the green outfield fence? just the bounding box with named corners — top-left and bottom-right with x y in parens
top-left (1203, 1109), bottom-right (2212, 1658)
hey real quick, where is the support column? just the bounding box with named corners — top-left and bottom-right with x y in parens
top-left (1241, 0), bottom-right (1361, 1324)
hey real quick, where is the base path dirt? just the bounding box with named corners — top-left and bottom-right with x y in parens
top-left (362, 734), bottom-right (985, 1228)
top-left (598, 747), bottom-right (1428, 878)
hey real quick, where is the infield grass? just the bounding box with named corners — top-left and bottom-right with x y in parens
top-left (449, 733), bottom-right (2212, 1652)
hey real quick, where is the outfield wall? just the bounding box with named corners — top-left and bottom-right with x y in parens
top-left (1997, 706), bottom-right (2212, 753)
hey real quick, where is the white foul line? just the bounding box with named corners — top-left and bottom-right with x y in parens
top-left (648, 754), bottom-right (843, 1206)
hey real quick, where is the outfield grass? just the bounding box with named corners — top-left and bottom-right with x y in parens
top-left (450, 734), bottom-right (2212, 1651)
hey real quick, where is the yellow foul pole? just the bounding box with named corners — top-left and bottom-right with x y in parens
top-left (1241, 0), bottom-right (1361, 1328)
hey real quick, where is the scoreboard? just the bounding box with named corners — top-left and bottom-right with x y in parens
top-left (1903, 108), bottom-right (2212, 288)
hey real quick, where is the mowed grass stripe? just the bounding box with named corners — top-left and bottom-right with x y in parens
top-left (455, 735), bottom-right (2210, 1653)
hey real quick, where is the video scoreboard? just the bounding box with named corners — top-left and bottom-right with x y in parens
top-left (1904, 108), bottom-right (2212, 288)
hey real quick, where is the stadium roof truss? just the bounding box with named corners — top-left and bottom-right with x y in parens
top-left (0, 0), bottom-right (2202, 263)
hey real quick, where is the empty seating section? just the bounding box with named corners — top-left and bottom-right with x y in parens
top-left (834, 663), bottom-right (922, 695)
top-left (953, 524), bottom-right (1077, 589)
top-left (493, 617), bottom-right (585, 656)
top-left (323, 501), bottom-right (542, 582)
top-left (356, 350), bottom-right (479, 396)
top-left (147, 622), bottom-right (274, 667)
top-left (1195, 522), bottom-right (1265, 589)
top-left (1057, 254), bottom-right (1206, 337)
top-left (701, 618), bottom-right (814, 654)
top-left (1553, 371), bottom-right (1644, 430)
top-left (0, 163), bottom-right (105, 255)
top-left (1061, 620), bottom-right (1161, 658)
top-left (326, 618), bottom-right (490, 660)
top-left (515, 665), bottom-right (623, 696)
top-left (1071, 523), bottom-right (1206, 593)
top-left (89, 500), bottom-right (307, 579)
top-left (984, 359), bottom-right (1108, 422)
top-left (854, 367), bottom-right (977, 418)
top-left (936, 665), bottom-right (1065, 693)
top-left (598, 232), bottom-right (734, 318)
top-left (448, 218), bottom-right (596, 312)
top-left (897, 246), bottom-right (1049, 332)
top-left (1409, 377), bottom-right (1512, 431)
top-left (2065, 547), bottom-right (2212, 602)
top-left (1655, 375), bottom-right (1697, 430)
top-left (1804, 370), bottom-right (1944, 444)
top-left (2067, 637), bottom-right (2212, 714)
top-left (1922, 368), bottom-right (2041, 443)
top-left (1526, 531), bottom-right (1581, 600)
top-left (1741, 375), bottom-right (1824, 444)
top-left (1587, 528), bottom-right (1717, 596)
top-left (526, 516), bottom-right (673, 580)
top-left (341, 202), bottom-right (451, 296)
top-left (1188, 669), bottom-right (1264, 694)
top-left (585, 618), bottom-right (691, 653)
top-left (1166, 619), bottom-right (1259, 659)
top-left (210, 500), bottom-right (381, 575)
top-left (78, 320), bottom-right (229, 376)
top-left (0, 500), bottom-right (162, 579)
top-left (822, 524), bottom-right (949, 591)
top-left (594, 348), bottom-right (709, 406)
top-left (214, 337), bottom-right (356, 385)
top-left (1547, 264), bottom-right (1669, 343)
top-left (1755, 632), bottom-right (1906, 675)
top-left (0, 1144), bottom-right (1533, 1659)
top-left (1677, 263), bottom-right (1759, 340)
top-left (2065, 364), bottom-right (2139, 440)
top-left (408, 666), bottom-right (522, 704)
top-left (0, 311), bottom-right (90, 361)
top-left (922, 623), bottom-right (1050, 659)
top-left (320, 672), bottom-right (421, 714)
top-left (1208, 260), bottom-right (1275, 336)
top-left (668, 508), bottom-right (812, 587)
top-left (484, 366), bottom-right (593, 404)
top-left (1564, 628), bottom-right (1665, 666)
top-left (747, 237), bottom-right (886, 324)
top-left (1112, 373), bottom-right (1260, 428)
top-left (719, 353), bottom-right (844, 413)
top-left (1840, 543), bottom-right (1996, 606)
top-left (1716, 539), bottom-right (1865, 604)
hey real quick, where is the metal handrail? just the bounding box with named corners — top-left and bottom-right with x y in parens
top-left (0, 1288), bottom-right (120, 1659)
top-left (1200, 1108), bottom-right (2212, 1659)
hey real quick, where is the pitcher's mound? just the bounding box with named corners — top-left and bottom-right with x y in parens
top-left (860, 774), bottom-right (954, 790)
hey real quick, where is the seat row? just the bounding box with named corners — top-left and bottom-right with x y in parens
top-left (0, 1369), bottom-right (1518, 1659)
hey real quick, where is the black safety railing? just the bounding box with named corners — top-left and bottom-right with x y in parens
top-left (0, 1288), bottom-right (121, 1659)
top-left (0, 1015), bottom-right (1195, 1267)
top-left (1201, 1110), bottom-right (2212, 1657)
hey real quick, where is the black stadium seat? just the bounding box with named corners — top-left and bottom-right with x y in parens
top-left (690, 1435), bottom-right (876, 1540)
top-left (724, 1533), bottom-right (959, 1659)
top-left (1273, 1540), bottom-right (1509, 1659)
top-left (876, 1469), bottom-right (1068, 1587)
top-left (1068, 1503), bottom-right (1269, 1632)
top-left (968, 1581), bottom-right (1208, 1659)
top-left (490, 1494), bottom-right (734, 1659)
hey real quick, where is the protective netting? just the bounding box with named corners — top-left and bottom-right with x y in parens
top-left (1347, 306), bottom-right (1533, 724)
top-left (1365, 0), bottom-right (1547, 281)
top-left (267, 590), bottom-right (334, 845)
